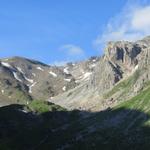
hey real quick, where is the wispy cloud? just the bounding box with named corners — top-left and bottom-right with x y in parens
top-left (94, 1), bottom-right (150, 48)
top-left (52, 60), bottom-right (68, 66)
top-left (52, 44), bottom-right (85, 65)
top-left (60, 44), bottom-right (85, 56)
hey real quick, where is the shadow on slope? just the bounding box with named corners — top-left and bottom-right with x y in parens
top-left (0, 104), bottom-right (150, 150)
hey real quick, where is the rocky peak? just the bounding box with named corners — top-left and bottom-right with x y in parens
top-left (104, 41), bottom-right (142, 74)
top-left (137, 36), bottom-right (150, 47)
top-left (105, 41), bottom-right (141, 62)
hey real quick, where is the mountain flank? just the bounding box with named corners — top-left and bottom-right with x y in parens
top-left (1, 36), bottom-right (150, 149)
top-left (1, 36), bottom-right (150, 112)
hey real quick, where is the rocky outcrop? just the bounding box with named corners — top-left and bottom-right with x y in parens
top-left (105, 41), bottom-right (142, 75)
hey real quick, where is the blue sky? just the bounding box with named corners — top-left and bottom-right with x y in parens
top-left (0, 0), bottom-right (150, 64)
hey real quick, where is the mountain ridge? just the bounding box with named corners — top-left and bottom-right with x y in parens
top-left (0, 36), bottom-right (150, 112)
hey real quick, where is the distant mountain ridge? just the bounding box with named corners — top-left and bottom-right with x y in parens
top-left (0, 55), bottom-right (99, 107)
top-left (1, 36), bottom-right (150, 112)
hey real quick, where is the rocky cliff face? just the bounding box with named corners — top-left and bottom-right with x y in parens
top-left (1, 36), bottom-right (150, 111)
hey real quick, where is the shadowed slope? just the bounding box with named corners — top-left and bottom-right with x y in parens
top-left (0, 96), bottom-right (150, 150)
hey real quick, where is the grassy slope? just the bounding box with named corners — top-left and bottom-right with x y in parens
top-left (0, 100), bottom-right (80, 150)
top-left (27, 85), bottom-right (150, 150)
top-left (103, 70), bottom-right (141, 99)
top-left (69, 86), bottom-right (150, 150)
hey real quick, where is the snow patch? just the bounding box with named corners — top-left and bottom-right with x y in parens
top-left (36, 66), bottom-right (44, 71)
top-left (1, 62), bottom-right (12, 68)
top-left (1, 90), bottom-right (4, 94)
top-left (92, 59), bottom-right (96, 62)
top-left (29, 82), bottom-right (37, 93)
top-left (17, 67), bottom-right (34, 83)
top-left (64, 67), bottom-right (69, 74)
top-left (49, 71), bottom-right (57, 77)
top-left (24, 76), bottom-right (34, 83)
top-left (81, 70), bottom-right (85, 74)
top-left (64, 78), bottom-right (71, 82)
top-left (134, 65), bottom-right (139, 70)
top-left (17, 67), bottom-right (24, 74)
top-left (76, 72), bottom-right (92, 83)
top-left (132, 65), bottom-right (139, 74)
top-left (62, 86), bottom-right (66, 91)
top-left (12, 72), bottom-right (22, 82)
top-left (82, 72), bottom-right (92, 80)
top-left (90, 64), bottom-right (96, 68)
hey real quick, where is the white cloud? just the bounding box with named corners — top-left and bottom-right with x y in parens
top-left (94, 1), bottom-right (150, 48)
top-left (131, 6), bottom-right (150, 31)
top-left (51, 44), bottom-right (85, 66)
top-left (52, 60), bottom-right (68, 66)
top-left (60, 44), bottom-right (84, 56)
